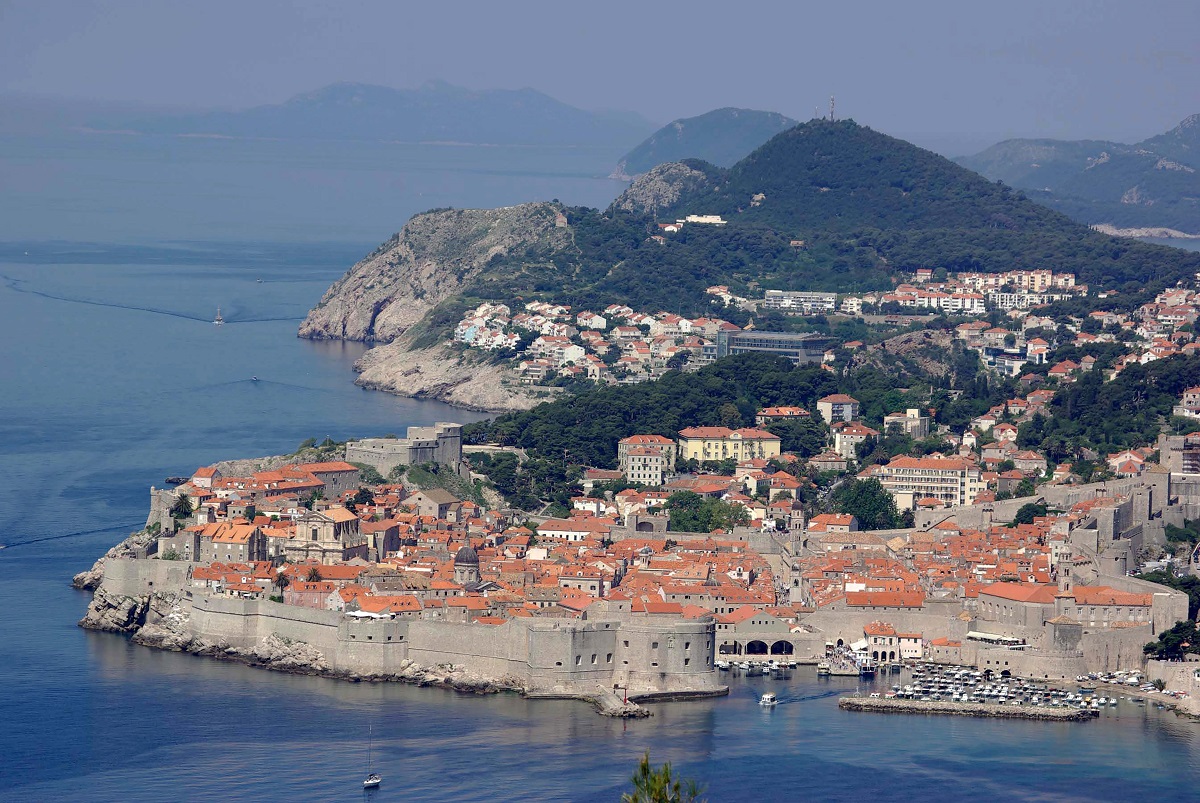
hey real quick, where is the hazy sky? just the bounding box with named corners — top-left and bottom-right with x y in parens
top-left (2, 0), bottom-right (1198, 147)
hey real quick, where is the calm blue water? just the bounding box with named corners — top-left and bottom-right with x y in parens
top-left (0, 132), bottom-right (629, 242)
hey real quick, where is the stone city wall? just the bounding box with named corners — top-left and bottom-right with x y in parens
top-left (96, 558), bottom-right (723, 697)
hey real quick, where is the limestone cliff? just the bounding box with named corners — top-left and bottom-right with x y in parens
top-left (352, 341), bottom-right (550, 412)
top-left (608, 161), bottom-right (714, 216)
top-left (299, 202), bottom-right (571, 343)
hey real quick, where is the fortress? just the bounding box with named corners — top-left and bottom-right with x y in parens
top-left (345, 423), bottom-right (463, 476)
top-left (85, 558), bottom-right (727, 708)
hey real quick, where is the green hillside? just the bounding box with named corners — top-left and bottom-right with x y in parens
top-left (614, 107), bottom-right (798, 177)
top-left (957, 115), bottom-right (1200, 233)
top-left (314, 119), bottom-right (1200, 348)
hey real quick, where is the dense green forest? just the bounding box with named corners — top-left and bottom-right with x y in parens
top-left (463, 337), bottom-right (1200, 512)
top-left (1017, 355), bottom-right (1200, 461)
top-left (665, 120), bottom-right (1200, 288)
top-left (465, 353), bottom-right (842, 469)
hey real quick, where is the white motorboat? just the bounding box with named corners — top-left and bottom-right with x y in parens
top-left (759, 693), bottom-right (778, 707)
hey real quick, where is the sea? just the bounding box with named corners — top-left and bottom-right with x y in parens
top-left (2, 133), bottom-right (1200, 801)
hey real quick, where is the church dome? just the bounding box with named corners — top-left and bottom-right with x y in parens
top-left (454, 544), bottom-right (479, 566)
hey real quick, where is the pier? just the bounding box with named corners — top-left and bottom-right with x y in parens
top-left (839, 696), bottom-right (1098, 721)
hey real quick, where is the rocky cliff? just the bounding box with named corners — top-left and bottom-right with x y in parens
top-left (299, 202), bottom-right (571, 343)
top-left (352, 341), bottom-right (549, 411)
top-left (71, 530), bottom-right (157, 591)
top-left (608, 162), bottom-right (714, 216)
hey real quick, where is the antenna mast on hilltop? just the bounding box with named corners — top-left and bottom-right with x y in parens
top-left (829, 96), bottom-right (835, 122)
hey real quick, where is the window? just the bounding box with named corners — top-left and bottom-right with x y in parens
top-left (575, 655), bottom-right (581, 666)
top-left (606, 653), bottom-right (613, 663)
top-left (591, 654), bottom-right (597, 665)
top-left (684, 658), bottom-right (690, 666)
top-left (652, 641), bottom-right (659, 649)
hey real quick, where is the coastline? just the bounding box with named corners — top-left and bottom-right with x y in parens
top-left (75, 551), bottom-right (725, 718)
top-left (1090, 223), bottom-right (1200, 240)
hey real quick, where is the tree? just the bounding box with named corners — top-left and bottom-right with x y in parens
top-left (274, 570), bottom-right (290, 592)
top-left (1013, 478), bottom-right (1038, 498)
top-left (622, 752), bottom-right (704, 803)
top-left (305, 567), bottom-right (323, 583)
top-left (829, 479), bottom-right (901, 530)
top-left (1011, 502), bottom-right (1048, 526)
top-left (765, 417), bottom-right (829, 457)
top-left (666, 491), bottom-right (750, 533)
top-left (717, 402), bottom-right (742, 429)
top-left (1143, 620), bottom-right (1200, 661)
top-left (170, 493), bottom-right (193, 520)
top-left (351, 462), bottom-right (385, 485)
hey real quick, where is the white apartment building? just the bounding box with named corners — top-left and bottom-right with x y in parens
top-left (870, 456), bottom-right (985, 510)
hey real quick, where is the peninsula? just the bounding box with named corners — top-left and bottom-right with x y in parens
top-left (297, 119), bottom-right (1200, 411)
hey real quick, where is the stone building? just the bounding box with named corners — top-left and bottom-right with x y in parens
top-left (617, 435), bottom-right (678, 486)
top-left (345, 423), bottom-right (463, 476)
top-left (285, 508), bottom-right (367, 565)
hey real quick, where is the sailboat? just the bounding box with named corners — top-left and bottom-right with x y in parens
top-left (363, 725), bottom-right (382, 789)
top-left (214, 307), bottom-right (224, 326)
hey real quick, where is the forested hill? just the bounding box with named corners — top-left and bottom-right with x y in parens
top-left (304, 120), bottom-right (1200, 351)
top-left (613, 107), bottom-right (798, 178)
top-left (649, 119), bottom-right (1200, 288)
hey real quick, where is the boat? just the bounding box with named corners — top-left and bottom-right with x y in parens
top-left (214, 307), bottom-right (224, 326)
top-left (251, 376), bottom-right (259, 382)
top-left (715, 659), bottom-right (730, 670)
top-left (816, 661), bottom-right (831, 676)
top-left (363, 725), bottom-right (382, 789)
top-left (758, 693), bottom-right (778, 707)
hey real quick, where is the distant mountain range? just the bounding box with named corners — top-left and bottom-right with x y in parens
top-left (613, 107), bottom-right (799, 178)
top-left (957, 115), bottom-right (1200, 235)
top-left (33, 81), bottom-right (658, 148)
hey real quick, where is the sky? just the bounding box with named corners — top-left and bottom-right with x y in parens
top-left (1, 0), bottom-right (1198, 151)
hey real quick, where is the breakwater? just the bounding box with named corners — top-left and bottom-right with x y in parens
top-left (839, 696), bottom-right (1098, 721)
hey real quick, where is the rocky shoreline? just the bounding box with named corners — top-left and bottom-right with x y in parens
top-left (838, 696), bottom-right (1098, 721)
top-left (1091, 223), bottom-right (1200, 240)
top-left (352, 341), bottom-right (545, 412)
top-left (75, 570), bottom-right (650, 717)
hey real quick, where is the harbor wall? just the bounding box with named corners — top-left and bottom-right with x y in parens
top-left (94, 558), bottom-right (725, 697)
